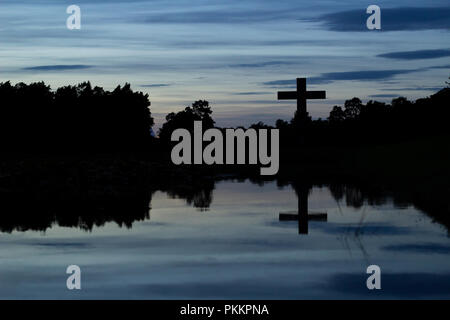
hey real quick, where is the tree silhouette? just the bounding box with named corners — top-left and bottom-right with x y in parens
top-left (343, 97), bottom-right (363, 120)
top-left (328, 106), bottom-right (345, 123)
top-left (0, 81), bottom-right (154, 153)
top-left (158, 100), bottom-right (215, 141)
top-left (276, 85), bottom-right (449, 148)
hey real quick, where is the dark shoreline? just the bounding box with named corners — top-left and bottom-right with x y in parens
top-left (0, 134), bottom-right (449, 233)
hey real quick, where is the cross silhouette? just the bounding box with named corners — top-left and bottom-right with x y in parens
top-left (278, 78), bottom-right (326, 118)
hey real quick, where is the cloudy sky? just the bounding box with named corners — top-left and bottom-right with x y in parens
top-left (0, 0), bottom-right (449, 128)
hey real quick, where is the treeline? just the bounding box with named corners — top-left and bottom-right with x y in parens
top-left (0, 81), bottom-right (154, 153)
top-left (271, 88), bottom-right (450, 148)
top-left (0, 80), bottom-right (448, 154)
top-left (157, 86), bottom-right (450, 151)
top-left (278, 88), bottom-right (450, 148)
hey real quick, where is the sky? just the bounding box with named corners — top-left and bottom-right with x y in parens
top-left (0, 0), bottom-right (449, 128)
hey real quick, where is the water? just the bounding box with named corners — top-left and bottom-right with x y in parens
top-left (0, 179), bottom-right (449, 299)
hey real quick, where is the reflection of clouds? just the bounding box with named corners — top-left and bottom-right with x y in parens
top-left (138, 221), bottom-right (170, 227)
top-left (327, 272), bottom-right (450, 298)
top-left (314, 222), bottom-right (412, 236)
top-left (383, 243), bottom-right (450, 254)
top-left (0, 180), bottom-right (450, 299)
top-left (131, 281), bottom-right (310, 299)
top-left (33, 242), bottom-right (91, 248)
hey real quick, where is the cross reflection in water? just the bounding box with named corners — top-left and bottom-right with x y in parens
top-left (279, 183), bottom-right (328, 234)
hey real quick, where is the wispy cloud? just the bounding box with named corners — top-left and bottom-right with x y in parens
top-left (262, 79), bottom-right (297, 88)
top-left (368, 94), bottom-right (399, 98)
top-left (383, 243), bottom-right (450, 254)
top-left (232, 92), bottom-right (272, 95)
top-left (377, 49), bottom-right (450, 60)
top-left (327, 272), bottom-right (450, 297)
top-left (140, 83), bottom-right (171, 88)
top-left (23, 65), bottom-right (92, 71)
top-left (381, 86), bottom-right (444, 91)
top-left (428, 64), bottom-right (450, 69)
top-left (137, 7), bottom-right (301, 24)
top-left (308, 7), bottom-right (450, 32)
top-left (230, 61), bottom-right (294, 68)
top-left (317, 69), bottom-right (420, 82)
top-left (263, 69), bottom-right (422, 87)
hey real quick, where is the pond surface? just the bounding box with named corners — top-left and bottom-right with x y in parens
top-left (0, 180), bottom-right (449, 299)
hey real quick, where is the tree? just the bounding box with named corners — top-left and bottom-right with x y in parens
top-left (328, 106), bottom-right (345, 123)
top-left (343, 97), bottom-right (363, 120)
top-left (0, 81), bottom-right (154, 152)
top-left (275, 119), bottom-right (289, 130)
top-left (158, 100), bottom-right (215, 141)
top-left (250, 121), bottom-right (272, 129)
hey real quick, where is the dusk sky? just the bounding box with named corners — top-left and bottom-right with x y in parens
top-left (1, 0), bottom-right (449, 128)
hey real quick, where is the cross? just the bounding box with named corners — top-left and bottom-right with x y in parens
top-left (278, 78), bottom-right (326, 119)
top-left (279, 184), bottom-right (327, 234)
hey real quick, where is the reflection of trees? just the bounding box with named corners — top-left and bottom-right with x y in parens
top-left (0, 164), bottom-right (448, 234)
top-left (0, 160), bottom-right (216, 232)
top-left (0, 162), bottom-right (152, 232)
top-left (329, 183), bottom-right (393, 208)
top-left (328, 181), bottom-right (450, 232)
top-left (164, 177), bottom-right (215, 211)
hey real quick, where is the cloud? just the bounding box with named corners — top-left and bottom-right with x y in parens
top-left (262, 79), bottom-right (297, 88)
top-left (230, 61), bottom-right (294, 68)
top-left (262, 78), bottom-right (329, 88)
top-left (381, 86), bottom-right (444, 91)
top-left (377, 49), bottom-right (450, 60)
top-left (428, 64), bottom-right (450, 69)
top-left (140, 84), bottom-right (171, 88)
top-left (138, 7), bottom-right (301, 24)
top-left (327, 272), bottom-right (450, 298)
top-left (308, 7), bottom-right (450, 32)
top-left (23, 65), bottom-right (92, 71)
top-left (368, 94), bottom-right (399, 98)
top-left (383, 243), bottom-right (450, 254)
top-left (317, 223), bottom-right (411, 236)
top-left (232, 92), bottom-right (272, 95)
top-left (34, 242), bottom-right (90, 248)
top-left (317, 69), bottom-right (420, 82)
top-left (263, 69), bottom-right (422, 87)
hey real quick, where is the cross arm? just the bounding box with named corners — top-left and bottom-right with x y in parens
top-left (277, 91), bottom-right (298, 100)
top-left (306, 91), bottom-right (326, 99)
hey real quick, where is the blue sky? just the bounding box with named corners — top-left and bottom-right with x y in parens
top-left (0, 0), bottom-right (449, 128)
